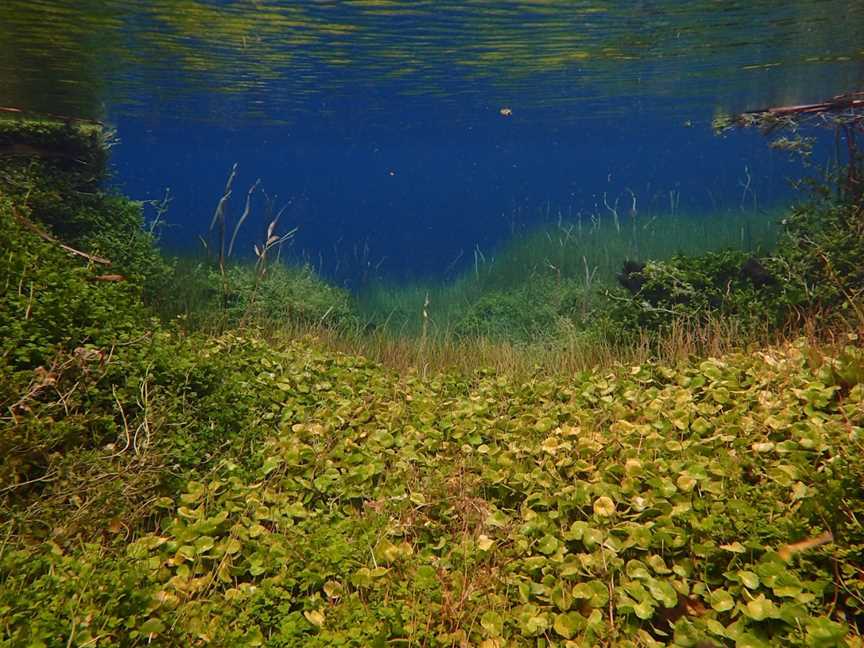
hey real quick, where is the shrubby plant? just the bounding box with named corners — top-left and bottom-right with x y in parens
top-left (774, 194), bottom-right (864, 325)
top-left (221, 262), bottom-right (359, 328)
top-left (600, 191), bottom-right (864, 342)
top-left (600, 250), bottom-right (781, 338)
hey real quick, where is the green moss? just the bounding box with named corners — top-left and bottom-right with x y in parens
top-left (0, 117), bottom-right (106, 165)
top-left (0, 117), bottom-right (108, 232)
top-left (0, 197), bottom-right (147, 368)
top-left (221, 262), bottom-right (359, 328)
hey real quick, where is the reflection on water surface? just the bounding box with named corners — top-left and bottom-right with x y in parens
top-left (2, 1), bottom-right (863, 124)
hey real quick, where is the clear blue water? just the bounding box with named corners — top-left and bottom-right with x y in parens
top-left (3, 0), bottom-right (863, 284)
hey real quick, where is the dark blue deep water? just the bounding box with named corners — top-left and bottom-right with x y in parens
top-left (3, 0), bottom-right (864, 284)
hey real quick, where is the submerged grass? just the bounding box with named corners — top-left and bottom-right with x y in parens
top-left (358, 208), bottom-right (780, 337)
top-left (238, 295), bottom-right (855, 383)
top-left (148, 204), bottom-right (813, 381)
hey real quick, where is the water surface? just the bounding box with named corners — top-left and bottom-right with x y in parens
top-left (2, 0), bottom-right (862, 281)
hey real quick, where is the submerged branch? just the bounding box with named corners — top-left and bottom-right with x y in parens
top-left (209, 163), bottom-right (238, 268)
top-left (11, 206), bottom-right (111, 266)
top-left (715, 91), bottom-right (864, 133)
top-left (227, 178), bottom-right (261, 258)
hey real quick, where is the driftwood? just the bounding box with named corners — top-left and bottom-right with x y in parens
top-left (744, 91), bottom-right (864, 119)
top-left (11, 206), bottom-right (112, 266)
top-left (716, 91), bottom-right (864, 201)
top-left (715, 92), bottom-right (864, 141)
top-left (717, 91), bottom-right (864, 131)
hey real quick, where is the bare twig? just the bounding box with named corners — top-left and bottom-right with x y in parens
top-left (603, 192), bottom-right (620, 232)
top-left (228, 178), bottom-right (261, 258)
top-left (145, 188), bottom-right (172, 236)
top-left (104, 386), bottom-right (132, 459)
top-left (209, 163), bottom-right (238, 266)
top-left (0, 470), bottom-right (59, 494)
top-left (11, 207), bottom-right (111, 265)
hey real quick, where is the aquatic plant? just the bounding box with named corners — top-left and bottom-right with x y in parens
top-left (358, 208), bottom-right (779, 343)
top-left (5, 329), bottom-right (862, 646)
top-left (599, 249), bottom-right (787, 341)
top-left (451, 278), bottom-right (586, 342)
top-left (2, 109), bottom-right (863, 648)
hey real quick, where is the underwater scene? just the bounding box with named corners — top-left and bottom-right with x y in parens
top-left (2, 1), bottom-right (864, 646)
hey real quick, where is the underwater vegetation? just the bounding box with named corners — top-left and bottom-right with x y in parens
top-left (350, 93), bottom-right (864, 355)
top-left (1, 112), bottom-right (864, 647)
top-left (355, 208), bottom-right (781, 347)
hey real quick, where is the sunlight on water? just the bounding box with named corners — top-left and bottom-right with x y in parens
top-left (2, 0), bottom-right (863, 124)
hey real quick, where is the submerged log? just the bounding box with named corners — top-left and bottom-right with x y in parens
top-left (715, 91), bottom-right (864, 134)
top-left (745, 91), bottom-right (864, 118)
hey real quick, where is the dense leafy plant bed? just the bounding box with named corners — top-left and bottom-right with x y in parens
top-left (3, 333), bottom-right (862, 647)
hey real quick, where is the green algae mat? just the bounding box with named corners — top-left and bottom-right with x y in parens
top-left (7, 335), bottom-right (863, 647)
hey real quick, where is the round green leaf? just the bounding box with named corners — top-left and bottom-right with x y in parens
top-left (633, 600), bottom-right (655, 620)
top-left (481, 610), bottom-right (503, 637)
top-left (139, 618), bottom-right (165, 636)
top-left (593, 496), bottom-right (616, 517)
top-left (744, 595), bottom-right (778, 621)
top-left (625, 559), bottom-right (650, 580)
top-left (738, 570), bottom-right (760, 590)
top-left (550, 584), bottom-right (573, 611)
top-left (710, 589), bottom-right (735, 612)
top-left (806, 617), bottom-right (848, 648)
top-left (647, 578), bottom-right (678, 608)
top-left (553, 611), bottom-right (587, 639)
top-left (537, 535), bottom-right (559, 555)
